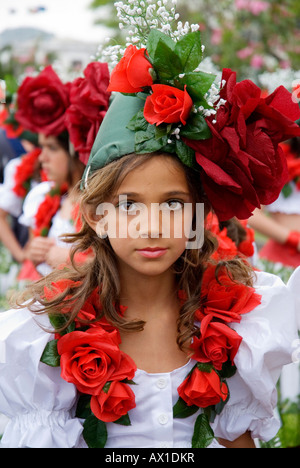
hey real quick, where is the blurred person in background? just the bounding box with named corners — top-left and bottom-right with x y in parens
top-left (12, 62), bottom-right (111, 281)
top-left (248, 138), bottom-right (300, 279)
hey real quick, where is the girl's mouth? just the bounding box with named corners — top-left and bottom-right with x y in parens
top-left (136, 247), bottom-right (168, 258)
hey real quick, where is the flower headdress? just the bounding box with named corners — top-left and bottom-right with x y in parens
top-left (84, 0), bottom-right (300, 221)
top-left (15, 63), bottom-right (111, 165)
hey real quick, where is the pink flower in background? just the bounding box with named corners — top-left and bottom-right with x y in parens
top-left (235, 0), bottom-right (270, 15)
top-left (250, 1), bottom-right (270, 15)
top-left (211, 28), bottom-right (222, 45)
top-left (250, 54), bottom-right (264, 69)
top-left (237, 47), bottom-right (254, 59)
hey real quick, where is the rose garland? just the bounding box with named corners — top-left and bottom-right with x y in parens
top-left (205, 212), bottom-right (255, 261)
top-left (40, 264), bottom-right (261, 448)
top-left (12, 148), bottom-right (44, 198)
top-left (33, 183), bottom-right (69, 237)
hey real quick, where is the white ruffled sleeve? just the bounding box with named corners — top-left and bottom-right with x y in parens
top-left (0, 307), bottom-right (83, 448)
top-left (212, 271), bottom-right (298, 442)
top-left (287, 266), bottom-right (300, 330)
top-left (19, 181), bottom-right (53, 229)
top-left (0, 158), bottom-right (23, 217)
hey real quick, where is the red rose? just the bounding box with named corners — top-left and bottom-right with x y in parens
top-left (57, 328), bottom-right (136, 395)
top-left (69, 62), bottom-right (110, 120)
top-left (65, 62), bottom-right (110, 165)
top-left (237, 220), bottom-right (255, 258)
top-left (178, 366), bottom-right (228, 408)
top-left (90, 381), bottom-right (136, 422)
top-left (191, 315), bottom-right (242, 370)
top-left (186, 69), bottom-right (300, 221)
top-left (65, 105), bottom-right (105, 165)
top-left (107, 45), bottom-right (154, 93)
top-left (43, 278), bottom-right (81, 302)
top-left (196, 264), bottom-right (261, 324)
top-left (34, 193), bottom-right (61, 237)
top-left (16, 66), bottom-right (70, 136)
top-left (144, 84), bottom-right (193, 126)
top-left (13, 148), bottom-right (42, 198)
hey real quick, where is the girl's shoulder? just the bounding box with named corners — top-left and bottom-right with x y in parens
top-left (18, 181), bottom-right (54, 228)
top-left (0, 305), bottom-right (82, 448)
top-left (210, 269), bottom-right (298, 442)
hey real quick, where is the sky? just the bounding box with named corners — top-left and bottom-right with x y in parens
top-left (0, 0), bottom-right (108, 43)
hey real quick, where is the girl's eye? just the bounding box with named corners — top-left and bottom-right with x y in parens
top-left (117, 201), bottom-right (139, 213)
top-left (161, 200), bottom-right (184, 211)
top-left (48, 145), bottom-right (59, 152)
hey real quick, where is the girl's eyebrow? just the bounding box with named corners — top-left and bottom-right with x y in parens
top-left (113, 191), bottom-right (191, 199)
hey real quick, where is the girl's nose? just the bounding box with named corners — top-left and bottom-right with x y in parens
top-left (137, 204), bottom-right (162, 239)
top-left (38, 147), bottom-right (48, 162)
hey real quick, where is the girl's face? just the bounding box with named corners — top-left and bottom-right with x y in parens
top-left (38, 134), bottom-right (69, 185)
top-left (97, 155), bottom-right (195, 279)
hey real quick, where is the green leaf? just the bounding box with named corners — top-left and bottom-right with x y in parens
top-left (179, 71), bottom-right (216, 104)
top-left (219, 361), bottom-right (237, 379)
top-left (173, 397), bottom-right (199, 419)
top-left (192, 413), bottom-right (215, 448)
top-left (40, 339), bottom-right (60, 367)
top-left (147, 29), bottom-right (175, 59)
top-left (113, 413), bottom-right (132, 426)
top-left (102, 381), bottom-right (112, 394)
top-left (196, 362), bottom-right (214, 373)
top-left (48, 314), bottom-right (75, 335)
top-left (136, 135), bottom-right (167, 154)
top-left (76, 395), bottom-right (92, 419)
top-left (282, 183), bottom-right (293, 198)
top-left (127, 108), bottom-right (149, 132)
top-left (154, 43), bottom-right (183, 79)
top-left (175, 139), bottom-right (195, 168)
top-left (40, 227), bottom-right (49, 237)
top-left (83, 414), bottom-right (107, 448)
top-left (154, 124), bottom-right (171, 140)
top-left (181, 113), bottom-right (211, 140)
top-left (175, 31), bottom-right (203, 73)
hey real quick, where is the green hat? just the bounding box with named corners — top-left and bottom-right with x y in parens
top-left (83, 93), bottom-right (144, 183)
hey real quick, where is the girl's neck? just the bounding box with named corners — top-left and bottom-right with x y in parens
top-left (119, 268), bottom-right (179, 321)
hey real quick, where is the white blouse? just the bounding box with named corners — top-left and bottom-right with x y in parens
top-left (266, 182), bottom-right (300, 215)
top-left (0, 270), bottom-right (298, 448)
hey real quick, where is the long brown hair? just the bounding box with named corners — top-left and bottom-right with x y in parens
top-left (15, 152), bottom-right (255, 351)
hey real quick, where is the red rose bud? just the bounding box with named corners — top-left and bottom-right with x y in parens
top-left (144, 84), bottom-right (193, 126)
top-left (191, 315), bottom-right (242, 370)
top-left (178, 367), bottom-right (228, 408)
top-left (90, 381), bottom-right (136, 423)
top-left (107, 45), bottom-right (154, 93)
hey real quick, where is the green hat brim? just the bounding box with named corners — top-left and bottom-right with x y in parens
top-left (83, 93), bottom-right (145, 183)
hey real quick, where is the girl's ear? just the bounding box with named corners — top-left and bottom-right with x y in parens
top-left (81, 205), bottom-right (100, 234)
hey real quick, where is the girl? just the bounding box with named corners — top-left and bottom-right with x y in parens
top-left (13, 62), bottom-right (110, 279)
top-left (0, 12), bottom-right (299, 448)
top-left (18, 130), bottom-right (85, 278)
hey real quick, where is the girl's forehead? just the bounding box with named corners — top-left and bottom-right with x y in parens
top-left (117, 155), bottom-right (190, 191)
